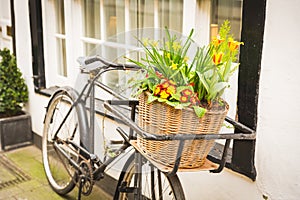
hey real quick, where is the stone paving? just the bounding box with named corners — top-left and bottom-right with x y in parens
top-left (0, 145), bottom-right (112, 200)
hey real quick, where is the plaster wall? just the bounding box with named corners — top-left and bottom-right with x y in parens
top-left (255, 0), bottom-right (300, 199)
top-left (13, 0), bottom-right (48, 137)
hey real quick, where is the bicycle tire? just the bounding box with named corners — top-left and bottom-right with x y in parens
top-left (42, 87), bottom-right (84, 195)
top-left (114, 153), bottom-right (185, 200)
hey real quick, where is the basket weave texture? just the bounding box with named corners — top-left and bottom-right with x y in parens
top-left (138, 92), bottom-right (229, 169)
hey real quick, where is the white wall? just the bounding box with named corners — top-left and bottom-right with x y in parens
top-left (256, 0), bottom-right (300, 199)
top-left (13, 0), bottom-right (49, 136)
top-left (12, 0), bottom-right (300, 199)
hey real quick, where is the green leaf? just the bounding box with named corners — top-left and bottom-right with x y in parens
top-left (147, 94), bottom-right (158, 103)
top-left (193, 106), bottom-right (207, 118)
top-left (166, 101), bottom-right (180, 107)
top-left (157, 98), bottom-right (167, 103)
top-left (171, 93), bottom-right (181, 101)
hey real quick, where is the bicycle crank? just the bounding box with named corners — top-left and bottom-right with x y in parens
top-left (78, 160), bottom-right (94, 196)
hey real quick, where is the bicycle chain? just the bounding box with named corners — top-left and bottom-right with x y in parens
top-left (54, 138), bottom-right (95, 195)
top-left (78, 160), bottom-right (94, 196)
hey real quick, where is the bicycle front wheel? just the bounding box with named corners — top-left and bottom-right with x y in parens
top-left (42, 88), bottom-right (83, 195)
top-left (114, 153), bottom-right (185, 200)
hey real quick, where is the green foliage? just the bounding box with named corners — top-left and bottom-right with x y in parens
top-left (130, 20), bottom-right (242, 117)
top-left (0, 48), bottom-right (29, 117)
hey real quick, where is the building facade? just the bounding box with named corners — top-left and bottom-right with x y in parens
top-left (1, 0), bottom-right (300, 199)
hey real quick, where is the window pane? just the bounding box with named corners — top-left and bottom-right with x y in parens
top-left (104, 1), bottom-right (117, 39)
top-left (54, 0), bottom-right (65, 34)
top-left (57, 38), bottom-right (67, 76)
top-left (159, 0), bottom-right (183, 32)
top-left (211, 0), bottom-right (243, 40)
top-left (83, 0), bottom-right (100, 39)
top-left (129, 0), bottom-right (183, 31)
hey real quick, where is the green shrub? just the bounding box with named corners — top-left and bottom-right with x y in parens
top-left (0, 48), bottom-right (28, 117)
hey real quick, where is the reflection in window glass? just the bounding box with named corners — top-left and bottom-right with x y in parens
top-left (104, 1), bottom-right (116, 39)
top-left (129, 0), bottom-right (183, 32)
top-left (83, 0), bottom-right (100, 39)
top-left (211, 0), bottom-right (243, 40)
top-left (56, 38), bottom-right (67, 76)
top-left (159, 0), bottom-right (182, 32)
top-left (54, 0), bottom-right (67, 77)
top-left (55, 0), bottom-right (65, 35)
top-left (81, 0), bottom-right (184, 90)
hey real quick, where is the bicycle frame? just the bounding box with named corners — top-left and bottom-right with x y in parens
top-left (46, 56), bottom-right (256, 199)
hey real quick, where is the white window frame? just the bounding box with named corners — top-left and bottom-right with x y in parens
top-left (42, 0), bottom-right (234, 93)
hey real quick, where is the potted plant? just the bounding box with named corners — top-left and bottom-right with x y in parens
top-left (0, 48), bottom-right (32, 151)
top-left (129, 20), bottom-right (243, 168)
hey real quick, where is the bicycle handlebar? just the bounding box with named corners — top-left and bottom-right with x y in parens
top-left (78, 56), bottom-right (141, 71)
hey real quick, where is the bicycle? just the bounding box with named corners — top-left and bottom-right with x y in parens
top-left (42, 56), bottom-right (256, 200)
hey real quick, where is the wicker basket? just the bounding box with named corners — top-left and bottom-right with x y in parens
top-left (138, 92), bottom-right (229, 169)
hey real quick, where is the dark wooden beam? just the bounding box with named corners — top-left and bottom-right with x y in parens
top-left (28, 0), bottom-right (46, 90)
top-left (231, 0), bottom-right (267, 181)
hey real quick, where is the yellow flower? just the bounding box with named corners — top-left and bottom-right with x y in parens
top-left (142, 38), bottom-right (149, 46)
top-left (228, 39), bottom-right (244, 51)
top-left (172, 42), bottom-right (181, 51)
top-left (183, 56), bottom-right (189, 63)
top-left (212, 35), bottom-right (224, 47)
top-left (171, 62), bottom-right (178, 70)
top-left (182, 89), bottom-right (193, 96)
top-left (151, 40), bottom-right (159, 47)
top-left (154, 85), bottom-right (161, 96)
top-left (161, 81), bottom-right (170, 89)
top-left (169, 80), bottom-right (176, 85)
top-left (160, 90), bottom-right (170, 99)
top-left (212, 52), bottom-right (224, 65)
top-left (166, 41), bottom-right (170, 49)
top-left (180, 95), bottom-right (188, 103)
top-left (166, 52), bottom-right (171, 59)
top-left (166, 85), bottom-right (176, 94)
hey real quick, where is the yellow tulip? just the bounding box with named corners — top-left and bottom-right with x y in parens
top-left (212, 52), bottom-right (224, 65)
top-left (212, 35), bottom-right (224, 47)
top-left (228, 39), bottom-right (244, 51)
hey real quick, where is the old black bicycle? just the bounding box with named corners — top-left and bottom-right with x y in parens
top-left (42, 56), bottom-right (255, 200)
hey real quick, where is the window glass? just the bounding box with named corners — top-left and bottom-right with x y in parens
top-left (104, 1), bottom-right (117, 39)
top-left (159, 0), bottom-right (183, 32)
top-left (56, 38), bottom-right (67, 76)
top-left (54, 0), bottom-right (67, 77)
top-left (55, 0), bottom-right (65, 34)
top-left (210, 0), bottom-right (243, 40)
top-left (210, 0), bottom-right (243, 137)
top-left (83, 0), bottom-right (100, 39)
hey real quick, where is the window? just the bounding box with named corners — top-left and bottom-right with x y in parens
top-left (81, 0), bottom-right (184, 90)
top-left (0, 0), bottom-right (13, 51)
top-left (54, 0), bottom-right (67, 77)
top-left (210, 0), bottom-right (243, 41)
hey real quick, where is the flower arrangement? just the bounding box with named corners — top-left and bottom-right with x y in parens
top-left (129, 20), bottom-right (243, 117)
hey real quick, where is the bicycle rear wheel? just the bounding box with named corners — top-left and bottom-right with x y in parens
top-left (42, 88), bottom-right (82, 195)
top-left (114, 153), bottom-right (185, 200)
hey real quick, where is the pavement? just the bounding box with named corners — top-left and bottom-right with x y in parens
top-left (0, 145), bottom-right (112, 200)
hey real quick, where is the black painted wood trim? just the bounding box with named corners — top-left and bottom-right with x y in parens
top-left (10, 0), bottom-right (16, 56)
top-left (29, 0), bottom-right (46, 91)
top-left (230, 0), bottom-right (267, 181)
